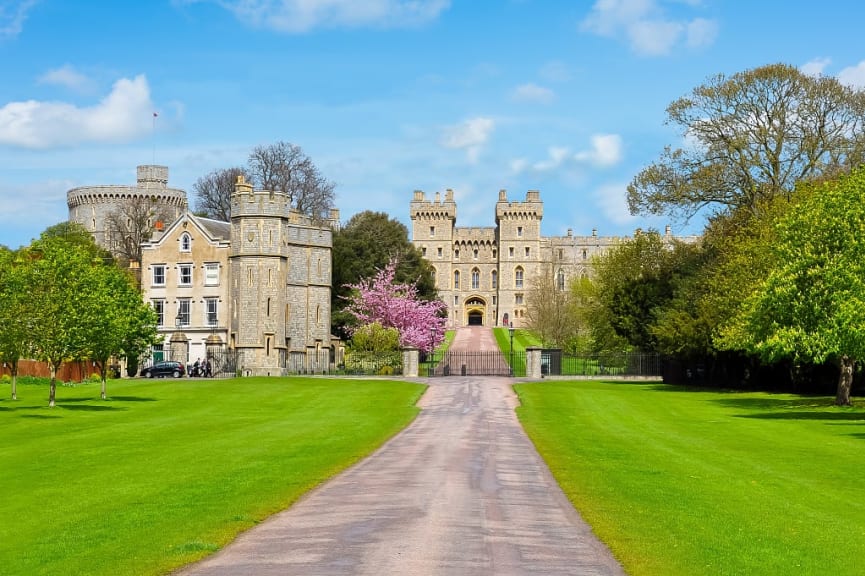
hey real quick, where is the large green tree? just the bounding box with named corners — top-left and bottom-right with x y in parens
top-left (0, 247), bottom-right (29, 400)
top-left (628, 63), bottom-right (865, 221)
top-left (718, 169), bottom-right (865, 405)
top-left (331, 211), bottom-right (436, 338)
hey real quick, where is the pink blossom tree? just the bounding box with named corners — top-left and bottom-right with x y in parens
top-left (344, 259), bottom-right (446, 352)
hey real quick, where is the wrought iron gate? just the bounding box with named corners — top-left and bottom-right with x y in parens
top-left (425, 350), bottom-right (526, 377)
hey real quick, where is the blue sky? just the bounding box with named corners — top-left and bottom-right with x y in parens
top-left (2, 0), bottom-right (865, 248)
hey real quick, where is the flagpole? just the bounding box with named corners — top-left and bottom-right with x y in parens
top-left (152, 112), bottom-right (157, 164)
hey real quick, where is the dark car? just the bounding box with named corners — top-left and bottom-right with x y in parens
top-left (140, 361), bottom-right (185, 378)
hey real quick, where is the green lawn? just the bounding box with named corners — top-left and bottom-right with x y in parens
top-left (515, 380), bottom-right (865, 576)
top-left (0, 377), bottom-right (425, 576)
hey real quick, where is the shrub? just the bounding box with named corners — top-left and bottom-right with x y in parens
top-left (89, 373), bottom-right (102, 382)
top-left (0, 374), bottom-right (11, 384)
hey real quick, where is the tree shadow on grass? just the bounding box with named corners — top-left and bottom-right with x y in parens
top-left (713, 397), bottom-right (835, 411)
top-left (57, 404), bottom-right (125, 412)
top-left (19, 413), bottom-right (61, 419)
top-left (736, 411), bottom-right (865, 421)
top-left (108, 395), bottom-right (157, 402)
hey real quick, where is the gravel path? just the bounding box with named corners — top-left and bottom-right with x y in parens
top-left (176, 329), bottom-right (625, 575)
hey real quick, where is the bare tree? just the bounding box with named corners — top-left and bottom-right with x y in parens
top-left (105, 197), bottom-right (172, 265)
top-left (247, 141), bottom-right (336, 220)
top-left (525, 265), bottom-right (580, 349)
top-left (192, 166), bottom-right (249, 221)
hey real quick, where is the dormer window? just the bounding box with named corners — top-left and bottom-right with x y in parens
top-left (180, 232), bottom-right (192, 252)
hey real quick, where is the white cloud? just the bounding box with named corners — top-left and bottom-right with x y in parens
top-left (37, 65), bottom-right (91, 92)
top-left (575, 133), bottom-right (623, 166)
top-left (213, 0), bottom-right (450, 33)
top-left (838, 61), bottom-right (865, 89)
top-left (801, 57), bottom-right (831, 77)
top-left (0, 0), bottom-right (38, 38)
top-left (0, 74), bottom-right (157, 148)
top-left (512, 83), bottom-right (556, 104)
top-left (532, 146), bottom-right (570, 171)
top-left (441, 117), bottom-right (495, 164)
top-left (580, 0), bottom-right (717, 56)
top-left (593, 182), bottom-right (637, 225)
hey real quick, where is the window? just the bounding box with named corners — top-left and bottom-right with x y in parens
top-left (430, 226), bottom-right (435, 237)
top-left (517, 226), bottom-right (523, 237)
top-left (453, 295), bottom-right (459, 305)
top-left (515, 293), bottom-right (524, 305)
top-left (179, 264), bottom-right (192, 286)
top-left (454, 249), bottom-right (460, 259)
top-left (422, 247), bottom-right (427, 256)
top-left (152, 264), bottom-right (165, 286)
top-left (525, 247), bottom-right (530, 257)
top-left (473, 248), bottom-right (478, 260)
top-left (152, 300), bottom-right (165, 327)
top-left (492, 296), bottom-right (497, 305)
top-left (492, 249), bottom-right (497, 258)
top-left (453, 270), bottom-right (460, 290)
top-left (205, 298), bottom-right (218, 326)
top-left (177, 299), bottom-right (191, 327)
top-left (491, 270), bottom-right (498, 289)
top-left (204, 263), bottom-right (219, 286)
top-left (515, 267), bottom-right (524, 288)
top-left (557, 269), bottom-right (566, 291)
top-left (582, 249), bottom-right (587, 260)
top-left (558, 249), bottom-right (563, 260)
top-left (437, 247), bottom-right (443, 258)
top-left (471, 268), bottom-right (480, 290)
top-left (180, 233), bottom-right (191, 252)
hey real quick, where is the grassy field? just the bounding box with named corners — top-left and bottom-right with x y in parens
top-left (0, 376), bottom-right (425, 576)
top-left (515, 380), bottom-right (865, 576)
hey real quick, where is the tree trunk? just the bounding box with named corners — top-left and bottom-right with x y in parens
top-left (48, 363), bottom-right (57, 408)
top-left (98, 358), bottom-right (107, 400)
top-left (835, 355), bottom-right (854, 406)
top-left (11, 360), bottom-right (18, 400)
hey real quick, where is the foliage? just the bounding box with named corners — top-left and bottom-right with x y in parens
top-left (516, 380), bottom-right (865, 576)
top-left (0, 247), bottom-right (28, 399)
top-left (524, 264), bottom-right (580, 348)
top-left (104, 196), bottom-right (173, 265)
top-left (343, 258), bottom-right (446, 352)
top-left (718, 169), bottom-right (865, 405)
top-left (248, 141), bottom-right (335, 220)
top-left (332, 211), bottom-right (436, 338)
top-left (192, 166), bottom-right (249, 221)
top-left (628, 63), bottom-right (865, 221)
top-left (350, 322), bottom-right (400, 352)
top-left (0, 377), bottom-right (424, 576)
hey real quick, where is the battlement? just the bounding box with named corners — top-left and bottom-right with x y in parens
top-left (137, 165), bottom-right (169, 188)
top-left (409, 189), bottom-right (457, 221)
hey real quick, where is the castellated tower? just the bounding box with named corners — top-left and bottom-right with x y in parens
top-left (66, 165), bottom-right (187, 251)
top-left (496, 189), bottom-right (543, 326)
top-left (229, 176), bottom-right (333, 376)
top-left (410, 189), bottom-right (457, 307)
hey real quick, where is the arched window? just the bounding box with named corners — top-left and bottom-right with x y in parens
top-left (453, 270), bottom-right (460, 290)
top-left (491, 270), bottom-right (498, 289)
top-left (471, 268), bottom-right (480, 290)
top-left (180, 233), bottom-right (191, 252)
top-left (557, 269), bottom-right (566, 291)
top-left (515, 266), bottom-right (524, 288)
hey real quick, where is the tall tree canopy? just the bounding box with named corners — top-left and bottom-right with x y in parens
top-left (628, 63), bottom-right (865, 221)
top-left (192, 167), bottom-right (249, 222)
top-left (718, 168), bottom-right (865, 406)
top-left (193, 141), bottom-right (335, 221)
top-left (105, 197), bottom-right (173, 265)
top-left (331, 211), bottom-right (436, 338)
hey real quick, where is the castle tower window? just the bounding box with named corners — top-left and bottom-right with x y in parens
top-left (471, 268), bottom-right (480, 290)
top-left (473, 248), bottom-right (478, 260)
top-left (525, 247), bottom-right (530, 257)
top-left (517, 226), bottom-right (523, 237)
top-left (515, 267), bottom-right (524, 288)
top-left (582, 249), bottom-right (587, 260)
top-left (515, 293), bottom-right (524, 305)
top-left (430, 226), bottom-right (435, 237)
top-left (437, 247), bottom-right (443, 258)
top-left (557, 269), bottom-right (566, 291)
top-left (491, 270), bottom-right (498, 289)
top-left (492, 249), bottom-right (497, 258)
top-left (509, 247), bottom-right (514, 258)
top-left (422, 247), bottom-right (427, 256)
top-left (454, 249), bottom-right (460, 259)
top-left (453, 270), bottom-right (460, 290)
top-left (180, 233), bottom-right (191, 252)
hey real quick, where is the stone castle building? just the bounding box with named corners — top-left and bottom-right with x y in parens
top-left (70, 166), bottom-right (336, 376)
top-left (410, 188), bottom-right (695, 329)
top-left (67, 165), bottom-right (188, 252)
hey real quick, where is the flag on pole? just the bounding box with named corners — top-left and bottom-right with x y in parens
top-left (153, 112), bottom-right (158, 118)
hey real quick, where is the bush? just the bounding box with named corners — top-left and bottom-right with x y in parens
top-left (89, 373), bottom-right (102, 382)
top-left (0, 374), bottom-right (11, 384)
top-left (378, 365), bottom-right (394, 376)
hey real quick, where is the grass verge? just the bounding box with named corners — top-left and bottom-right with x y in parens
top-left (514, 380), bottom-right (865, 576)
top-left (0, 377), bottom-right (425, 576)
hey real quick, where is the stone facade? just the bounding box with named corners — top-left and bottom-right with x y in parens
top-left (67, 165), bottom-right (187, 253)
top-left (229, 176), bottom-right (336, 376)
top-left (410, 188), bottom-right (698, 329)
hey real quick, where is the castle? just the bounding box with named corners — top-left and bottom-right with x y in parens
top-left (68, 166), bottom-right (336, 376)
top-left (410, 188), bottom-right (696, 329)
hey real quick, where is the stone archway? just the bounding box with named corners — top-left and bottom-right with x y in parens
top-left (464, 296), bottom-right (486, 326)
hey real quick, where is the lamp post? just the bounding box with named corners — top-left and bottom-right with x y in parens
top-left (509, 323), bottom-right (515, 377)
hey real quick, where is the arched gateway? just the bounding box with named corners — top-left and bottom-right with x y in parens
top-left (464, 297), bottom-right (486, 326)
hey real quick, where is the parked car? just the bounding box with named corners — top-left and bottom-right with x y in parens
top-left (140, 361), bottom-right (185, 378)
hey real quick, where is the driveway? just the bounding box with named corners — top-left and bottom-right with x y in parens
top-left (176, 373), bottom-right (625, 575)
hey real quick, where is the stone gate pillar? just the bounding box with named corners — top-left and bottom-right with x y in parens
top-left (170, 332), bottom-right (189, 366)
top-left (526, 347), bottom-right (542, 379)
top-left (402, 347), bottom-right (419, 378)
